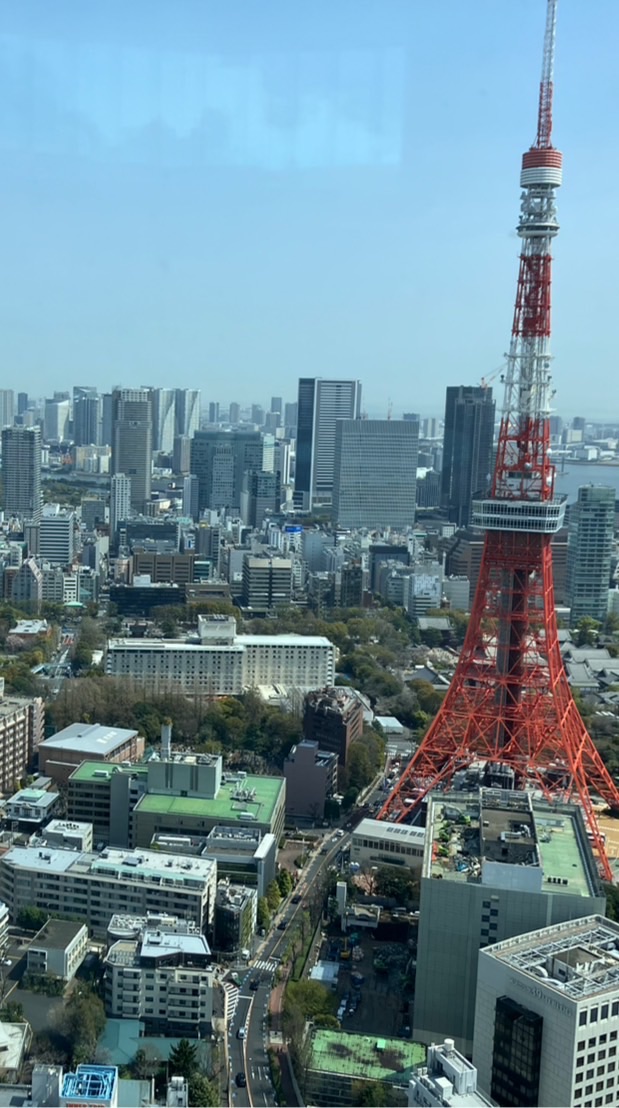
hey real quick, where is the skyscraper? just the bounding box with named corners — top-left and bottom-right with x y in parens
top-left (17, 392), bottom-right (28, 417)
top-left (1, 426), bottom-right (42, 518)
top-left (151, 388), bottom-right (176, 453)
top-left (73, 387), bottom-right (101, 446)
top-left (101, 393), bottom-right (113, 445)
top-left (440, 385), bottom-right (495, 528)
top-left (110, 474), bottom-right (132, 540)
top-left (190, 430), bottom-right (264, 513)
top-left (0, 390), bottom-right (15, 429)
top-left (270, 397), bottom-right (282, 415)
top-left (567, 485), bottom-right (615, 623)
top-left (294, 378), bottom-right (362, 510)
top-left (44, 398), bottom-right (70, 442)
top-left (175, 389), bottom-right (201, 438)
top-left (332, 419), bottom-right (419, 529)
top-left (111, 389), bottom-right (152, 511)
top-left (208, 402), bottom-right (219, 425)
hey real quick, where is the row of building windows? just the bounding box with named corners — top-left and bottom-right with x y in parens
top-left (579, 1002), bottom-right (619, 1026)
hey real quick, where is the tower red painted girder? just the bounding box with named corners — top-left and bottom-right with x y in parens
top-left (379, 0), bottom-right (619, 881)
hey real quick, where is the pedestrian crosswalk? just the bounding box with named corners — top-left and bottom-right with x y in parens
top-left (223, 981), bottom-right (240, 1022)
top-left (252, 958), bottom-right (278, 974)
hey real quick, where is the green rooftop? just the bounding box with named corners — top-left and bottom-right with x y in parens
top-left (135, 774), bottom-right (283, 825)
top-left (309, 1030), bottom-right (425, 1083)
top-left (70, 761), bottom-right (149, 783)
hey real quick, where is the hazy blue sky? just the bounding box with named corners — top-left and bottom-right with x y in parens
top-left (0, 1), bottom-right (617, 419)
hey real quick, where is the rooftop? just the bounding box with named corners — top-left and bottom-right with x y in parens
top-left (135, 773), bottom-right (284, 826)
top-left (1, 845), bottom-right (217, 887)
top-left (31, 917), bottom-right (86, 950)
top-left (309, 1029), bottom-right (425, 1084)
top-left (70, 760), bottom-right (149, 783)
top-left (426, 789), bottom-right (599, 897)
top-left (6, 788), bottom-right (57, 811)
top-left (41, 722), bottom-right (138, 754)
top-left (61, 1065), bottom-right (117, 1103)
top-left (106, 928), bottom-right (211, 967)
top-left (354, 818), bottom-right (425, 845)
top-left (411, 1038), bottom-right (493, 1107)
top-left (8, 620), bottom-right (48, 636)
top-left (483, 915), bottom-right (619, 1002)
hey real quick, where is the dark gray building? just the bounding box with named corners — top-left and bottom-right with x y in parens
top-left (441, 385), bottom-right (495, 528)
top-left (241, 470), bottom-right (281, 529)
top-left (567, 485), bottom-right (615, 623)
top-left (1, 426), bottom-right (41, 518)
top-left (73, 387), bottom-right (101, 446)
top-left (294, 378), bottom-right (362, 510)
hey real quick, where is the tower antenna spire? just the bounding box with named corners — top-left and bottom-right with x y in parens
top-left (536, 0), bottom-right (558, 148)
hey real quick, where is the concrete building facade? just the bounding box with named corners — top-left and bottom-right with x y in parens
top-left (414, 789), bottom-right (605, 1056)
top-left (333, 419), bottom-right (419, 529)
top-left (284, 741), bottom-right (338, 823)
top-left (294, 377), bottom-right (362, 510)
top-left (567, 485), bottom-right (615, 623)
top-left (27, 919), bottom-right (89, 981)
top-left (0, 691), bottom-right (44, 793)
top-left (303, 687), bottom-right (364, 766)
top-left (38, 723), bottom-right (144, 784)
top-left (473, 915), bottom-right (619, 1108)
top-left (1, 426), bottom-right (41, 518)
top-left (111, 389), bottom-right (152, 511)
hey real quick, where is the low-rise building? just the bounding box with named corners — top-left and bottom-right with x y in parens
top-left (408, 1038), bottom-right (493, 1107)
top-left (0, 687), bottom-right (44, 793)
top-left (306, 1029), bottom-right (426, 1107)
top-left (104, 915), bottom-right (213, 1036)
top-left (4, 788), bottom-right (58, 828)
top-left (284, 741), bottom-right (338, 823)
top-left (43, 819), bottom-right (94, 852)
top-left (27, 918), bottom-right (89, 981)
top-left (202, 825), bottom-right (276, 897)
top-left (66, 761), bottom-right (149, 846)
top-left (38, 723), bottom-right (145, 784)
top-left (351, 819), bottom-right (425, 876)
top-left (214, 880), bottom-right (257, 956)
top-left (0, 846), bottom-right (217, 937)
top-left (473, 914), bottom-right (619, 1108)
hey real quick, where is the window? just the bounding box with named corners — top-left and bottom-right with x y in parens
top-left (602, 1005), bottom-right (609, 1020)
top-left (591, 1009), bottom-right (599, 1024)
top-left (581, 1013), bottom-right (588, 1026)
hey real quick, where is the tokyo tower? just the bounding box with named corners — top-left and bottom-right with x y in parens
top-left (379, 0), bottom-right (619, 881)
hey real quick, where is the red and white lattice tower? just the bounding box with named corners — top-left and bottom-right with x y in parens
top-left (379, 0), bottom-right (619, 881)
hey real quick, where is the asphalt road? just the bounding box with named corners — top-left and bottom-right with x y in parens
top-left (228, 829), bottom-right (351, 1107)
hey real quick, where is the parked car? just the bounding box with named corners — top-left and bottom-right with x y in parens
top-left (236, 1073), bottom-right (247, 1088)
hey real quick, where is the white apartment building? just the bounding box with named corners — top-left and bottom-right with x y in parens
top-left (104, 914), bottom-right (213, 1035)
top-left (38, 504), bottom-right (75, 565)
top-left (106, 615), bottom-right (335, 694)
top-left (474, 915), bottom-right (619, 1108)
top-left (0, 689), bottom-right (44, 793)
top-left (0, 846), bottom-right (217, 937)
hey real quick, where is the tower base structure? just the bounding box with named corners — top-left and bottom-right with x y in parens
top-left (379, 527), bottom-right (619, 881)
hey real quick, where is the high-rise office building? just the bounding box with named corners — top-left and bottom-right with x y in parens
top-left (441, 385), bottom-right (495, 528)
top-left (474, 915), bottom-right (619, 1108)
top-left (110, 474), bottom-right (132, 540)
top-left (240, 470), bottom-right (281, 529)
top-left (172, 436), bottom-right (191, 475)
top-left (39, 504), bottom-right (76, 565)
top-left (1, 426), bottom-right (42, 518)
top-left (101, 393), bottom-right (113, 445)
top-left (111, 389), bottom-right (152, 511)
top-left (151, 388), bottom-right (176, 453)
top-left (17, 392), bottom-right (28, 417)
top-left (228, 402), bottom-right (241, 425)
top-left (182, 475), bottom-right (200, 520)
top-left (241, 555), bottom-right (292, 612)
top-left (567, 485), bottom-right (615, 624)
top-left (251, 404), bottom-right (265, 427)
top-left (208, 402), bottom-right (219, 424)
top-left (294, 378), bottom-right (362, 510)
top-left (175, 389), bottom-right (200, 438)
top-left (190, 430), bottom-right (264, 513)
top-left (284, 401), bottom-right (298, 434)
top-left (0, 390), bottom-right (15, 429)
top-left (332, 419), bottom-right (419, 529)
top-left (270, 397), bottom-right (282, 415)
top-left (413, 789), bottom-right (604, 1056)
top-left (44, 398), bottom-right (70, 443)
top-left (73, 387), bottom-right (101, 446)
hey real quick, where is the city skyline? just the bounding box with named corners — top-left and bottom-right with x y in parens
top-left (0, 2), bottom-right (618, 415)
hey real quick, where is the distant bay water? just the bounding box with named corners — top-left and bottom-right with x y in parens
top-left (554, 463), bottom-right (619, 505)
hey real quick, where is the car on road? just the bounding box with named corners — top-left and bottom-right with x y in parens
top-left (249, 978), bottom-right (260, 991)
top-left (237, 1027), bottom-right (246, 1039)
top-left (235, 1073), bottom-right (247, 1088)
top-left (291, 894), bottom-right (302, 904)
top-left (320, 846), bottom-right (328, 855)
top-left (277, 920), bottom-right (288, 930)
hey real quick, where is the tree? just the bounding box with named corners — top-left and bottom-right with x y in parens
top-left (285, 980), bottom-right (337, 1020)
top-left (324, 798), bottom-right (340, 822)
top-left (187, 1073), bottom-right (218, 1106)
top-left (374, 865), bottom-right (417, 905)
top-left (257, 897), bottom-right (271, 930)
top-left (352, 1079), bottom-right (398, 1106)
top-left (575, 616), bottom-right (601, 647)
top-left (266, 880), bottom-right (282, 912)
top-left (277, 869), bottom-right (293, 897)
top-left (17, 906), bottom-right (48, 931)
top-left (168, 1038), bottom-right (199, 1079)
top-left (58, 989), bottom-right (106, 1062)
